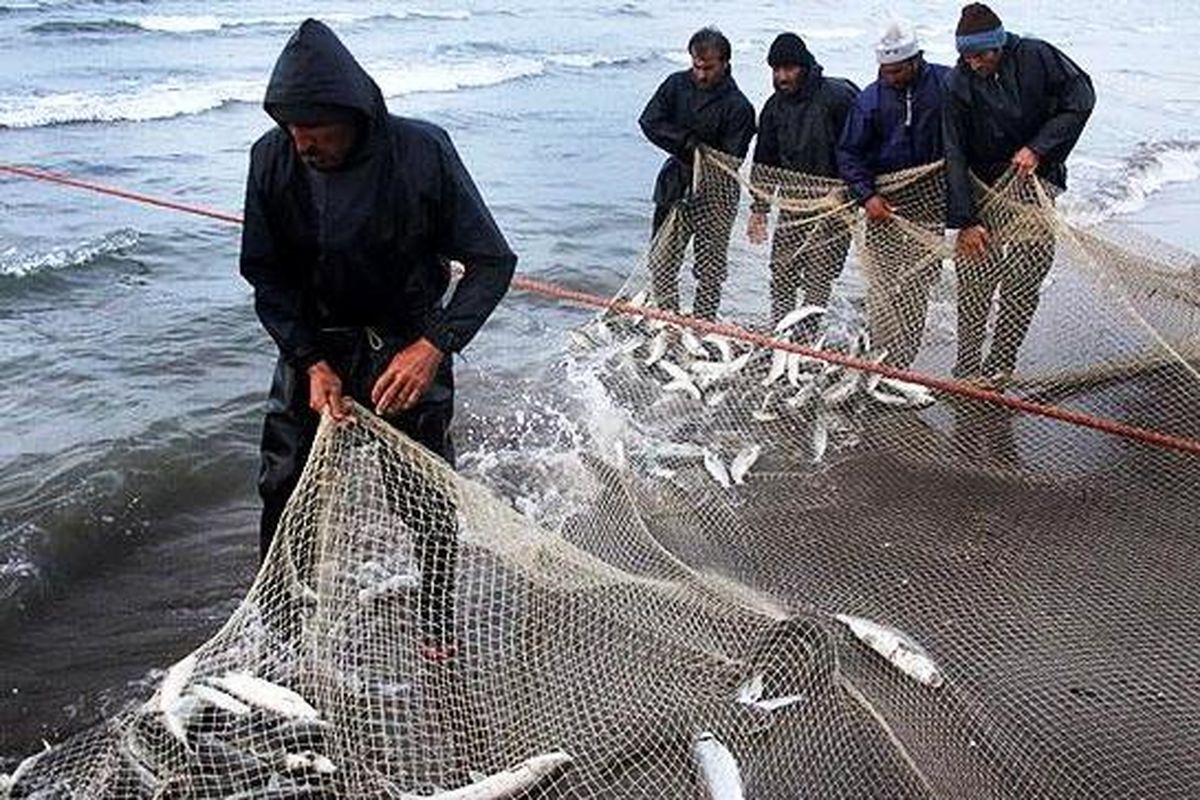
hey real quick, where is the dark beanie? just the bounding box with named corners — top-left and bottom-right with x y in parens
top-left (767, 33), bottom-right (816, 69)
top-left (956, 3), bottom-right (1003, 36)
top-left (269, 102), bottom-right (360, 127)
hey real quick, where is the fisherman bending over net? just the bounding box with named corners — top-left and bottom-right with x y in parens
top-left (239, 19), bottom-right (516, 662)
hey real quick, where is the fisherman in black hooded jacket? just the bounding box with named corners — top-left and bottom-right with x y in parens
top-left (945, 3), bottom-right (1094, 387)
top-left (639, 27), bottom-right (756, 320)
top-left (240, 19), bottom-right (516, 661)
top-left (747, 33), bottom-right (859, 328)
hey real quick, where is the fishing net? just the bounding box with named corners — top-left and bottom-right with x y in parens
top-left (5, 148), bottom-right (1200, 799)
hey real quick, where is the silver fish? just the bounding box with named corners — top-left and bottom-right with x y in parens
top-left (786, 383), bottom-right (817, 409)
top-left (643, 329), bottom-right (669, 366)
top-left (396, 751), bottom-right (572, 800)
top-left (702, 333), bottom-right (734, 362)
top-left (821, 372), bottom-right (860, 407)
top-left (157, 653), bottom-right (197, 744)
top-left (5, 744), bottom-right (50, 796)
top-left (811, 414), bottom-right (830, 464)
top-left (878, 377), bottom-right (934, 407)
top-left (657, 359), bottom-right (690, 383)
top-left (754, 694), bottom-right (805, 712)
top-left (860, 348), bottom-right (888, 390)
top-left (190, 684), bottom-right (251, 716)
top-left (761, 349), bottom-right (788, 387)
top-left (703, 450), bottom-right (732, 489)
top-left (729, 445), bottom-right (761, 485)
top-left (659, 359), bottom-right (701, 400)
top-left (723, 349), bottom-right (753, 377)
top-left (284, 751), bottom-right (337, 774)
top-left (835, 613), bottom-right (944, 688)
top-left (774, 304), bottom-right (825, 335)
top-left (693, 733), bottom-right (744, 800)
top-left (735, 672), bottom-right (764, 705)
top-left (752, 391), bottom-right (780, 422)
top-left (680, 327), bottom-right (708, 358)
top-left (664, 376), bottom-right (702, 401)
top-left (868, 386), bottom-right (912, 407)
top-left (208, 672), bottom-right (320, 721)
top-left (359, 572), bottom-right (419, 604)
top-left (706, 388), bottom-right (730, 408)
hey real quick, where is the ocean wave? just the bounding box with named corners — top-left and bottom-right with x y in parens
top-left (0, 78), bottom-right (261, 128)
top-left (0, 400), bottom-right (259, 627)
top-left (27, 9), bottom-right (471, 35)
top-left (370, 55), bottom-right (545, 97)
top-left (0, 53), bottom-right (543, 128)
top-left (1065, 139), bottom-right (1200, 223)
top-left (28, 18), bottom-right (139, 33)
top-left (0, 228), bottom-right (139, 278)
top-left (547, 51), bottom-right (654, 69)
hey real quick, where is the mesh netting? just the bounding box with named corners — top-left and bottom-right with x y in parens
top-left (5, 149), bottom-right (1200, 799)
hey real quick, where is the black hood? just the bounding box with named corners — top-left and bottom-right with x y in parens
top-left (263, 19), bottom-right (385, 130)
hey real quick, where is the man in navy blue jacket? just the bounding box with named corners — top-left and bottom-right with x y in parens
top-left (639, 27), bottom-right (756, 320)
top-left (837, 21), bottom-right (950, 368)
top-left (944, 3), bottom-right (1093, 386)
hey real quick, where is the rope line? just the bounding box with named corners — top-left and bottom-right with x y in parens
top-left (4, 161), bottom-right (1198, 458)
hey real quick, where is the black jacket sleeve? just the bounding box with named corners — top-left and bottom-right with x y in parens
top-left (943, 80), bottom-right (977, 229)
top-left (639, 75), bottom-right (696, 159)
top-left (720, 96), bottom-right (757, 159)
top-left (750, 100), bottom-right (780, 214)
top-left (424, 131), bottom-right (517, 354)
top-left (238, 143), bottom-right (323, 370)
top-left (1027, 43), bottom-right (1095, 161)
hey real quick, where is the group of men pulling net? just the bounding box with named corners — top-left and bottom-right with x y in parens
top-left (6, 139), bottom-right (1200, 798)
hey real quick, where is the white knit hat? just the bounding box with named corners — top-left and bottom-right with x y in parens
top-left (875, 19), bottom-right (920, 65)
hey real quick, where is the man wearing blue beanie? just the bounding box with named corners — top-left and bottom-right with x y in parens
top-left (944, 3), bottom-right (1094, 387)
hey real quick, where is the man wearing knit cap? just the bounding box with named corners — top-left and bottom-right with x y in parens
top-left (837, 20), bottom-right (950, 369)
top-left (639, 27), bottom-right (756, 320)
top-left (944, 3), bottom-right (1094, 386)
top-left (748, 32), bottom-right (859, 328)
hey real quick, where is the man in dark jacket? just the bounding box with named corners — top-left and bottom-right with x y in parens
top-left (944, 3), bottom-right (1094, 385)
top-left (837, 21), bottom-right (950, 368)
top-left (240, 19), bottom-right (516, 660)
top-left (639, 27), bottom-right (756, 320)
top-left (748, 33), bottom-right (859, 328)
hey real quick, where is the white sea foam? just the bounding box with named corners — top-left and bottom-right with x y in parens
top-left (1063, 140), bottom-right (1200, 224)
top-left (136, 15), bottom-right (222, 33)
top-left (370, 56), bottom-right (545, 98)
top-left (0, 55), bottom-right (545, 128)
top-left (134, 10), bottom-right (469, 33)
top-left (0, 228), bottom-right (139, 278)
top-left (0, 78), bottom-right (262, 128)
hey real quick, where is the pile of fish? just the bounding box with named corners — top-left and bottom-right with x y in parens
top-left (571, 290), bottom-right (937, 489)
top-left (1, 652), bottom-right (570, 799)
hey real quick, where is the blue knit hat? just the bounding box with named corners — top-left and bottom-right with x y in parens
top-left (955, 3), bottom-right (1006, 53)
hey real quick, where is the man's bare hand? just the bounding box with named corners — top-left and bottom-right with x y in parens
top-left (1011, 146), bottom-right (1040, 178)
top-left (863, 194), bottom-right (894, 222)
top-left (956, 225), bottom-right (990, 259)
top-left (747, 211), bottom-right (768, 245)
top-left (371, 338), bottom-right (444, 416)
top-left (307, 360), bottom-right (350, 422)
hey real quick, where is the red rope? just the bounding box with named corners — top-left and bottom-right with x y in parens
top-left (4, 162), bottom-right (1198, 458)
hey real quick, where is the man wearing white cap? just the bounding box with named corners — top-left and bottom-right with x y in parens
top-left (837, 20), bottom-right (950, 369)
